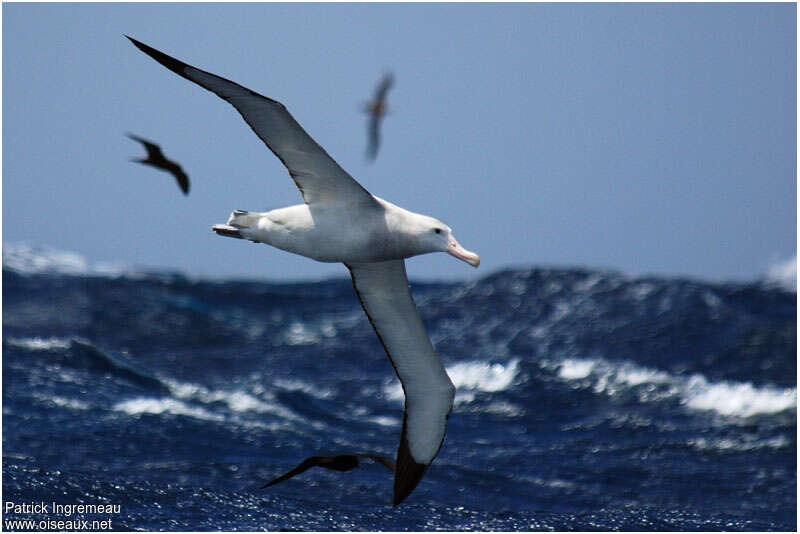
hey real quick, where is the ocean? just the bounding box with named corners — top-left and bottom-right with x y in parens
top-left (2, 244), bottom-right (796, 531)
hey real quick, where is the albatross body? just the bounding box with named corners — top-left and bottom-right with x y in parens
top-left (127, 36), bottom-right (479, 506)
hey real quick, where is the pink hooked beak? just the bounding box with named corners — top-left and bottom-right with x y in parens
top-left (447, 236), bottom-right (480, 267)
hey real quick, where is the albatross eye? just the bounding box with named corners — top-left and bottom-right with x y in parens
top-left (434, 228), bottom-right (442, 234)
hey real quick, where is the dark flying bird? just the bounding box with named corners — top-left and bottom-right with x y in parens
top-left (261, 454), bottom-right (396, 489)
top-left (363, 72), bottom-right (394, 162)
top-left (127, 36), bottom-right (479, 506)
top-left (127, 133), bottom-right (190, 195)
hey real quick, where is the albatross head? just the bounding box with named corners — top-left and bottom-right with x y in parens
top-left (415, 218), bottom-right (480, 268)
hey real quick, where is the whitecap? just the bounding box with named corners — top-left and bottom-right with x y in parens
top-left (274, 378), bottom-right (334, 399)
top-left (366, 415), bottom-right (400, 427)
top-left (764, 255), bottom-right (796, 292)
top-left (549, 356), bottom-right (795, 418)
top-left (483, 401), bottom-right (524, 417)
top-left (112, 397), bottom-right (224, 421)
top-left (164, 379), bottom-right (302, 421)
top-left (6, 336), bottom-right (73, 351)
top-left (33, 393), bottom-right (91, 411)
top-left (447, 358), bottom-right (520, 392)
top-left (683, 375), bottom-right (796, 417)
top-left (557, 359), bottom-right (595, 380)
top-left (574, 273), bottom-right (604, 292)
top-left (283, 321), bottom-right (321, 346)
top-left (2, 242), bottom-right (132, 277)
top-left (688, 434), bottom-right (791, 451)
top-left (632, 282), bottom-right (657, 301)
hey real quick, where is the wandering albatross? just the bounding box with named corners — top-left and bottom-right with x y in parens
top-left (127, 36), bottom-right (479, 506)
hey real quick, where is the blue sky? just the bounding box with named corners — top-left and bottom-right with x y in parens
top-left (3, 3), bottom-right (796, 282)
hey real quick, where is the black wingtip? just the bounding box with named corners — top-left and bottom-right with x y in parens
top-left (125, 131), bottom-right (141, 142)
top-left (177, 180), bottom-right (190, 196)
top-left (126, 35), bottom-right (190, 78)
top-left (125, 35), bottom-right (144, 48)
top-left (392, 430), bottom-right (429, 506)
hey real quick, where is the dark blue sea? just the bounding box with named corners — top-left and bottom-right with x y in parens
top-left (2, 244), bottom-right (796, 531)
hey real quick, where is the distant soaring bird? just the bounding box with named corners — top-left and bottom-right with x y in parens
top-left (126, 133), bottom-right (190, 195)
top-left (127, 36), bottom-right (479, 506)
top-left (363, 72), bottom-right (394, 162)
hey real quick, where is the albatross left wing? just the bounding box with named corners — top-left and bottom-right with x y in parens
top-left (346, 260), bottom-right (455, 505)
top-left (126, 36), bottom-right (375, 207)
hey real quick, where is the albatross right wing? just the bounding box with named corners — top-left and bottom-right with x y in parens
top-left (346, 260), bottom-right (455, 505)
top-left (127, 36), bottom-right (375, 208)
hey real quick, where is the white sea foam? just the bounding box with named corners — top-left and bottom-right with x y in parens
top-left (6, 336), bottom-right (74, 351)
top-left (367, 415), bottom-right (400, 427)
top-left (764, 255), bottom-right (796, 292)
top-left (688, 434), bottom-right (791, 452)
top-left (164, 379), bottom-right (301, 421)
top-left (2, 242), bottom-right (132, 277)
top-left (283, 321), bottom-right (321, 346)
top-left (557, 359), bottom-right (595, 380)
top-left (574, 273), bottom-right (604, 292)
top-left (274, 378), bottom-right (334, 399)
top-left (113, 397), bottom-right (225, 421)
top-left (550, 356), bottom-right (796, 418)
top-left (630, 282), bottom-right (656, 301)
top-left (33, 392), bottom-right (91, 411)
top-left (49, 396), bottom-right (92, 411)
top-left (483, 401), bottom-right (525, 417)
top-left (683, 375), bottom-right (796, 417)
top-left (448, 358), bottom-right (521, 404)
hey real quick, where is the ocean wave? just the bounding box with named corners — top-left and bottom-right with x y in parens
top-left (6, 336), bottom-right (75, 351)
top-left (282, 321), bottom-right (322, 346)
top-left (687, 434), bottom-right (791, 452)
top-left (366, 415), bottom-right (401, 427)
top-left (111, 381), bottom-right (305, 431)
top-left (164, 379), bottom-right (302, 421)
top-left (112, 397), bottom-right (225, 422)
top-left (2, 242), bottom-right (132, 277)
top-left (32, 392), bottom-right (92, 411)
top-left (273, 378), bottom-right (335, 400)
top-left (548, 356), bottom-right (796, 418)
top-left (764, 255), bottom-right (797, 292)
top-left (683, 375), bottom-right (796, 418)
top-left (5, 336), bottom-right (169, 393)
top-left (447, 358), bottom-right (521, 404)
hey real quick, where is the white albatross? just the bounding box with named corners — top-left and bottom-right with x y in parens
top-left (127, 36), bottom-right (480, 506)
